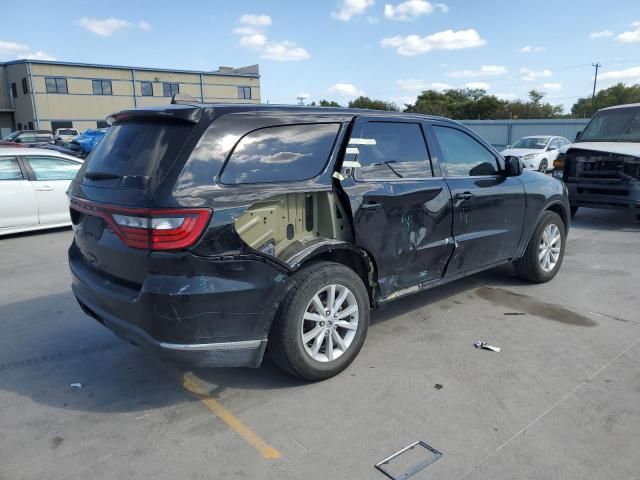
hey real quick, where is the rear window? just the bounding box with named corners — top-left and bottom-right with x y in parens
top-left (84, 120), bottom-right (193, 179)
top-left (220, 123), bottom-right (340, 184)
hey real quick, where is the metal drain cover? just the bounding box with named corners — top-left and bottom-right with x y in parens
top-left (375, 441), bottom-right (442, 479)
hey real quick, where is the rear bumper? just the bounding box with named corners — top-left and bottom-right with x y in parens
top-left (74, 289), bottom-right (268, 367)
top-left (69, 243), bottom-right (288, 368)
top-left (566, 181), bottom-right (640, 212)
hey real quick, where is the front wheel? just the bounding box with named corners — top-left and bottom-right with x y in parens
top-left (513, 211), bottom-right (566, 283)
top-left (538, 159), bottom-right (548, 172)
top-left (269, 262), bottom-right (370, 381)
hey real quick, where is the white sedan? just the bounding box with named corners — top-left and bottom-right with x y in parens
top-left (0, 148), bottom-right (83, 236)
top-left (501, 136), bottom-right (571, 172)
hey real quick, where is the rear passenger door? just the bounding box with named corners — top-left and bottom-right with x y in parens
top-left (339, 117), bottom-right (454, 299)
top-left (0, 156), bottom-right (38, 229)
top-left (23, 156), bottom-right (81, 225)
top-left (428, 123), bottom-right (525, 276)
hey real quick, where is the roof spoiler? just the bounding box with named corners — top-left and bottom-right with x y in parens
top-left (107, 103), bottom-right (203, 126)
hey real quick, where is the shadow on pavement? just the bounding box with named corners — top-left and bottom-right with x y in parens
top-left (571, 207), bottom-right (640, 232)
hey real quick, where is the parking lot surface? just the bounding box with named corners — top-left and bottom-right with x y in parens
top-left (1, 208), bottom-right (639, 480)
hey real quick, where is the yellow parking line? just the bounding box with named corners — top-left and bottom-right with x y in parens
top-left (182, 372), bottom-right (282, 460)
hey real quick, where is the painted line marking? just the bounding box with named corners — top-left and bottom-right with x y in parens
top-left (182, 372), bottom-right (282, 460)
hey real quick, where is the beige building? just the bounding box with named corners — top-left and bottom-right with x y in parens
top-left (0, 59), bottom-right (260, 136)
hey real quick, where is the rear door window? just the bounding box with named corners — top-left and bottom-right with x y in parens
top-left (349, 122), bottom-right (432, 180)
top-left (26, 156), bottom-right (81, 180)
top-left (433, 126), bottom-right (498, 177)
top-left (0, 157), bottom-right (23, 180)
top-left (84, 120), bottom-right (194, 180)
top-left (220, 123), bottom-right (340, 184)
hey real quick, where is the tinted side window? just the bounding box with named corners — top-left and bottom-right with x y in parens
top-left (27, 157), bottom-right (80, 180)
top-left (221, 123), bottom-right (340, 184)
top-left (0, 157), bottom-right (23, 180)
top-left (433, 126), bottom-right (498, 177)
top-left (350, 122), bottom-right (432, 180)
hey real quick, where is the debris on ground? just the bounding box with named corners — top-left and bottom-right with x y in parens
top-left (474, 341), bottom-right (501, 352)
top-left (504, 312), bottom-right (526, 316)
top-left (434, 384), bottom-right (443, 390)
top-left (69, 382), bottom-right (83, 388)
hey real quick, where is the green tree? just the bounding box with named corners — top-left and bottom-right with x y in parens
top-left (348, 96), bottom-right (399, 111)
top-left (318, 99), bottom-right (342, 107)
top-left (571, 83), bottom-right (640, 117)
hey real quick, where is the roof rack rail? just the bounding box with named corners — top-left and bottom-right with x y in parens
top-left (171, 93), bottom-right (199, 105)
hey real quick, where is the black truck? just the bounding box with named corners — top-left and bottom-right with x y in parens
top-left (68, 100), bottom-right (570, 380)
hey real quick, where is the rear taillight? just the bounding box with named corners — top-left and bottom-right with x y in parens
top-left (70, 198), bottom-right (211, 251)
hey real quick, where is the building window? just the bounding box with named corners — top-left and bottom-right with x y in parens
top-left (22, 78), bottom-right (28, 94)
top-left (238, 86), bottom-right (252, 100)
top-left (45, 77), bottom-right (68, 94)
top-left (51, 121), bottom-right (73, 132)
top-left (11, 83), bottom-right (17, 98)
top-left (92, 80), bottom-right (113, 95)
top-left (162, 82), bottom-right (180, 97)
top-left (141, 81), bottom-right (153, 96)
top-left (17, 123), bottom-right (22, 130)
top-left (28, 121), bottom-right (34, 130)
top-left (96, 120), bottom-right (109, 129)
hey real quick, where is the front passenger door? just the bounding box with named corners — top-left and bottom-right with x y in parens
top-left (429, 124), bottom-right (525, 276)
top-left (0, 156), bottom-right (38, 230)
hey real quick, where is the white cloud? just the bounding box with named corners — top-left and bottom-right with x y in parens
top-left (599, 66), bottom-right (640, 83)
top-left (238, 14), bottom-right (272, 27)
top-left (0, 40), bottom-right (55, 61)
top-left (520, 45), bottom-right (546, 53)
top-left (328, 82), bottom-right (364, 97)
top-left (261, 41), bottom-right (310, 61)
top-left (332, 0), bottom-right (375, 21)
top-left (381, 29), bottom-right (486, 55)
top-left (383, 0), bottom-right (448, 21)
top-left (447, 64), bottom-right (507, 78)
top-left (520, 68), bottom-right (552, 81)
top-left (616, 22), bottom-right (640, 43)
top-left (77, 17), bottom-right (133, 37)
top-left (397, 79), bottom-right (452, 91)
top-left (234, 14), bottom-right (309, 61)
top-left (465, 82), bottom-right (490, 89)
top-left (137, 20), bottom-right (152, 32)
top-left (590, 30), bottom-right (613, 39)
top-left (240, 34), bottom-right (268, 49)
top-left (538, 82), bottom-right (562, 91)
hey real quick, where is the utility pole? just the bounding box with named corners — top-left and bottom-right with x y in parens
top-left (296, 96), bottom-right (305, 106)
top-left (591, 62), bottom-right (601, 108)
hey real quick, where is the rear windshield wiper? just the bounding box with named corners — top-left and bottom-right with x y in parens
top-left (84, 171), bottom-right (121, 180)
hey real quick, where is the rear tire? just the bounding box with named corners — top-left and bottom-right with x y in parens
top-left (570, 206), bottom-right (578, 218)
top-left (269, 262), bottom-right (370, 381)
top-left (513, 211), bottom-right (566, 283)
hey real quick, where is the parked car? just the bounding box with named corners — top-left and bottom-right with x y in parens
top-left (33, 142), bottom-right (86, 159)
top-left (0, 140), bottom-right (27, 148)
top-left (70, 128), bottom-right (107, 156)
top-left (2, 130), bottom-right (54, 146)
top-left (54, 128), bottom-right (80, 144)
top-left (0, 148), bottom-right (83, 236)
top-left (68, 103), bottom-right (569, 381)
top-left (554, 103), bottom-right (640, 219)
top-left (501, 136), bottom-right (571, 172)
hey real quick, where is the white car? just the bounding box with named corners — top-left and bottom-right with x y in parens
top-left (501, 135), bottom-right (571, 172)
top-left (0, 148), bottom-right (83, 236)
top-left (54, 128), bottom-right (80, 144)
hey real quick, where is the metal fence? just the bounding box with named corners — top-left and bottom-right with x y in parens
top-left (460, 119), bottom-right (590, 151)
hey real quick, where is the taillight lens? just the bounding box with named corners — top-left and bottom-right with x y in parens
top-left (70, 198), bottom-right (211, 251)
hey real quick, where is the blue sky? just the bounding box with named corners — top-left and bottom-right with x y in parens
top-left (2, 0), bottom-right (640, 112)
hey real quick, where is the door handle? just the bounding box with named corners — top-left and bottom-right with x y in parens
top-left (36, 185), bottom-right (54, 191)
top-left (360, 201), bottom-right (381, 210)
top-left (454, 192), bottom-right (475, 201)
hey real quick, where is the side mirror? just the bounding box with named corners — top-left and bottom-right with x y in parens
top-left (574, 130), bottom-right (582, 141)
top-left (504, 156), bottom-right (523, 177)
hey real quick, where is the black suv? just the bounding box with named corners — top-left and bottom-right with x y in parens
top-left (68, 102), bottom-right (570, 380)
